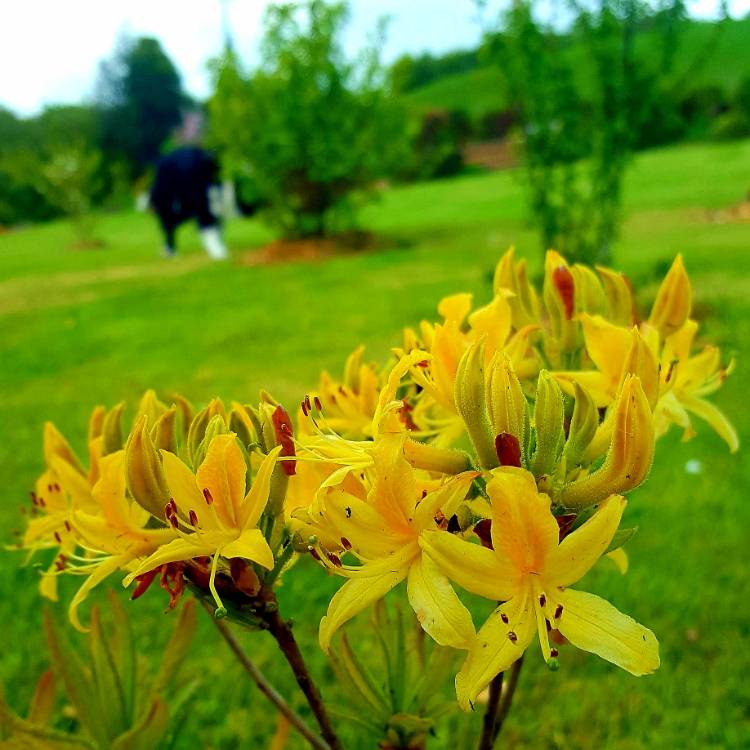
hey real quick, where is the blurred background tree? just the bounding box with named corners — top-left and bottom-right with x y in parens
top-left (208, 0), bottom-right (408, 239)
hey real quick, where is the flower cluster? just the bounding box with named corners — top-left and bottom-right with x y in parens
top-left (17, 248), bottom-right (736, 712)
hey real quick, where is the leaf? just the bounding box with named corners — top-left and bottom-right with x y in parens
top-left (111, 698), bottom-right (169, 750)
top-left (27, 670), bottom-right (56, 726)
top-left (335, 635), bottom-right (389, 714)
top-left (151, 600), bottom-right (197, 697)
top-left (605, 526), bottom-right (638, 554)
top-left (89, 608), bottom-right (128, 737)
top-left (43, 610), bottom-right (109, 748)
top-left (108, 592), bottom-right (136, 726)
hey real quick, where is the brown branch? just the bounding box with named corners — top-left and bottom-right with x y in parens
top-left (492, 657), bottom-right (524, 743)
top-left (206, 603), bottom-right (331, 750)
top-left (263, 605), bottom-right (343, 750)
top-left (477, 671), bottom-right (503, 750)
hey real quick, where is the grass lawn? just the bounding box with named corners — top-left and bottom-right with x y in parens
top-left (1, 139), bottom-right (749, 749)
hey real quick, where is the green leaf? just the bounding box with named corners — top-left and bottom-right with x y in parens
top-left (151, 600), bottom-right (197, 697)
top-left (335, 635), bottom-right (389, 714)
top-left (89, 608), bottom-right (128, 738)
top-left (43, 610), bottom-right (110, 748)
top-left (101, 402), bottom-right (125, 456)
top-left (108, 592), bottom-right (136, 725)
top-left (605, 526), bottom-right (638, 554)
top-left (27, 669), bottom-right (56, 726)
top-left (111, 698), bottom-right (169, 750)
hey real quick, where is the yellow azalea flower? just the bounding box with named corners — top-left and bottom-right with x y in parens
top-left (317, 431), bottom-right (478, 653)
top-left (648, 254), bottom-right (691, 337)
top-left (421, 466), bottom-right (659, 710)
top-left (124, 435), bottom-right (281, 614)
top-left (67, 450), bottom-right (175, 630)
top-left (299, 346), bottom-right (381, 440)
top-left (655, 319), bottom-right (738, 451)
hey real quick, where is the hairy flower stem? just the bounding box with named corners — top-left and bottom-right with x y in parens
top-left (262, 603), bottom-right (344, 750)
top-left (477, 672), bottom-right (503, 750)
top-left (205, 603), bottom-right (331, 750)
top-left (492, 657), bottom-right (524, 743)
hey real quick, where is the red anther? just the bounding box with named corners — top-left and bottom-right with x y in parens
top-left (340, 537), bottom-right (352, 550)
top-left (495, 432), bottom-right (522, 468)
top-left (556, 514), bottom-right (577, 542)
top-left (500, 612), bottom-right (509, 624)
top-left (131, 568), bottom-right (160, 600)
top-left (55, 560), bottom-right (65, 571)
top-left (305, 394), bottom-right (312, 412)
top-left (189, 509), bottom-right (199, 526)
top-left (54, 531), bottom-right (62, 544)
top-left (64, 520), bottom-right (72, 532)
top-left (59, 554), bottom-right (67, 562)
top-left (301, 399), bottom-right (309, 417)
top-left (309, 548), bottom-right (322, 562)
top-left (550, 648), bottom-right (559, 658)
top-left (164, 502), bottom-right (174, 520)
top-left (160, 563), bottom-right (185, 609)
top-left (416, 360), bottom-right (429, 368)
top-left (553, 265), bottom-right (575, 320)
top-left (507, 631), bottom-right (518, 643)
top-left (202, 488), bottom-right (214, 505)
top-left (474, 519), bottom-right (493, 549)
top-left (272, 405), bottom-right (297, 476)
top-left (47, 484), bottom-right (53, 493)
top-left (664, 359), bottom-right (678, 384)
top-left (38, 497), bottom-right (46, 508)
top-left (30, 490), bottom-right (37, 503)
top-left (338, 385), bottom-right (346, 396)
top-left (168, 514), bottom-right (179, 529)
top-left (327, 553), bottom-right (342, 568)
top-left (554, 604), bottom-right (563, 620)
top-left (539, 593), bottom-right (547, 607)
top-left (314, 396), bottom-right (323, 412)
top-left (53, 483), bottom-right (61, 492)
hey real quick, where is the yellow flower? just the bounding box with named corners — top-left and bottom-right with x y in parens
top-left (67, 450), bottom-right (175, 630)
top-left (421, 467), bottom-right (659, 710)
top-left (648, 254), bottom-right (691, 337)
top-left (317, 431), bottom-right (478, 653)
top-left (124, 435), bottom-right (281, 614)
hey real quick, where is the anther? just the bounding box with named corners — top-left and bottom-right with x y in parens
top-left (168, 514), bottom-right (179, 529)
top-left (539, 593), bottom-right (546, 607)
top-left (340, 537), bottom-right (352, 550)
top-left (314, 396), bottom-right (322, 412)
top-left (507, 631), bottom-right (517, 643)
top-left (189, 509), bottom-right (199, 526)
top-left (54, 531), bottom-right (62, 543)
top-left (305, 394), bottom-right (312, 412)
top-left (53, 483), bottom-right (61, 492)
top-left (64, 520), bottom-right (72, 532)
top-left (500, 613), bottom-right (509, 624)
top-left (554, 604), bottom-right (563, 620)
top-left (327, 553), bottom-right (342, 568)
top-left (203, 488), bottom-right (213, 505)
top-left (550, 648), bottom-right (559, 658)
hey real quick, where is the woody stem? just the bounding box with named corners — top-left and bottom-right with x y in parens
top-left (205, 603), bottom-right (330, 750)
top-left (477, 672), bottom-right (503, 750)
top-left (262, 602), bottom-right (344, 750)
top-left (492, 657), bottom-right (524, 743)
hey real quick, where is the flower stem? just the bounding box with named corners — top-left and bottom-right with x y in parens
top-left (477, 672), bottom-right (503, 750)
top-left (205, 602), bottom-right (330, 750)
top-left (492, 657), bottom-right (524, 743)
top-left (263, 604), bottom-right (344, 750)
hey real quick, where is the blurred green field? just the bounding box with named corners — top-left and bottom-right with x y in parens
top-left (1, 139), bottom-right (749, 749)
top-left (403, 17), bottom-right (750, 118)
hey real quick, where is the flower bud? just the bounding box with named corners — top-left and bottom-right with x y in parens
top-left (101, 401), bottom-right (125, 456)
top-left (543, 251), bottom-right (577, 354)
top-left (560, 375), bottom-right (654, 509)
top-left (648, 254), bottom-right (692, 337)
top-left (563, 383), bottom-right (598, 467)
top-left (150, 406), bottom-right (177, 453)
top-left (621, 328), bottom-right (660, 409)
top-left (454, 340), bottom-right (498, 469)
top-left (125, 414), bottom-right (170, 519)
top-left (596, 265), bottom-right (635, 326)
top-left (229, 403), bottom-right (257, 450)
top-left (530, 370), bottom-right (565, 478)
top-left (487, 354), bottom-right (527, 453)
top-left (571, 264), bottom-right (607, 316)
top-left (135, 389), bottom-right (168, 425)
top-left (186, 399), bottom-right (226, 466)
top-left (493, 247), bottom-right (540, 328)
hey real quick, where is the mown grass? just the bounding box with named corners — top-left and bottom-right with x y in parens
top-left (1, 139), bottom-right (749, 748)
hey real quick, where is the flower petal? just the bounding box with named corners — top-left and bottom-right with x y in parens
top-left (221, 528), bottom-right (274, 569)
top-left (196, 434), bottom-right (245, 527)
top-left (419, 530), bottom-right (518, 601)
top-left (680, 394), bottom-right (739, 453)
top-left (487, 467), bottom-right (559, 573)
top-left (545, 495), bottom-right (625, 587)
top-left (69, 554), bottom-right (129, 632)
top-left (325, 490), bottom-right (401, 558)
top-left (580, 314), bottom-right (633, 382)
top-left (554, 588), bottom-right (659, 676)
top-left (123, 534), bottom-right (220, 585)
top-left (161, 450), bottom-right (211, 523)
top-left (455, 588), bottom-right (535, 711)
top-left (407, 554), bottom-right (475, 650)
top-left (412, 471), bottom-right (478, 530)
top-left (319, 563), bottom-right (409, 653)
top-left (239, 446), bottom-right (282, 529)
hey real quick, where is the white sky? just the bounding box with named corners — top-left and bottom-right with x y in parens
top-left (0, 0), bottom-right (747, 116)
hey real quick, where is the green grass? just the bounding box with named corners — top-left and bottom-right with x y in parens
top-left (402, 18), bottom-right (750, 119)
top-left (1, 138), bottom-right (749, 748)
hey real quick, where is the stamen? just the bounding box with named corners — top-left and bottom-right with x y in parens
top-left (539, 593), bottom-right (546, 607)
top-left (305, 394), bottom-right (312, 413)
top-left (554, 604), bottom-right (563, 620)
top-left (500, 612), bottom-right (509, 624)
top-left (314, 396), bottom-right (322, 412)
top-left (208, 553), bottom-right (226, 618)
top-left (54, 531), bottom-right (62, 543)
top-left (507, 631), bottom-right (517, 643)
top-left (203, 488), bottom-right (213, 505)
top-left (340, 537), bottom-right (352, 550)
top-left (550, 648), bottom-right (559, 658)
top-left (189, 509), bottom-right (199, 526)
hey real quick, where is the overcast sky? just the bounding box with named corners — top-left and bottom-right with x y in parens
top-left (1, 0), bottom-right (746, 116)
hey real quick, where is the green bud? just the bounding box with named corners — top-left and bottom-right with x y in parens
top-left (487, 353), bottom-right (527, 456)
top-left (229, 405), bottom-right (256, 450)
top-left (150, 406), bottom-right (178, 453)
top-left (547, 657), bottom-right (560, 672)
top-left (563, 383), bottom-right (599, 467)
top-left (101, 401), bottom-right (125, 456)
top-left (454, 340), bottom-right (498, 470)
top-left (193, 414), bottom-right (229, 468)
top-left (530, 371), bottom-right (565, 479)
top-left (125, 415), bottom-right (170, 519)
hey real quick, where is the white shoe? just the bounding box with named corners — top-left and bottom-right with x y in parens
top-left (200, 226), bottom-right (228, 260)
